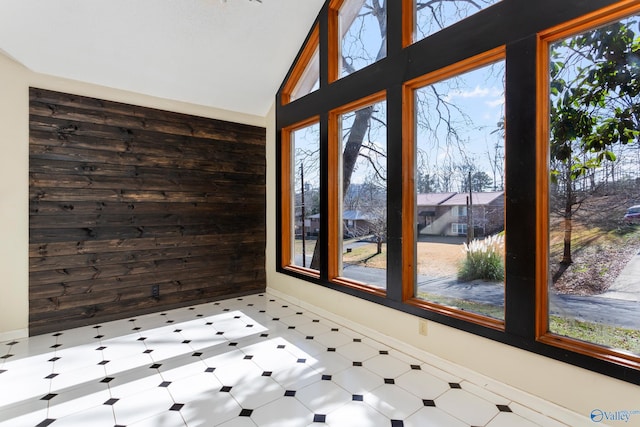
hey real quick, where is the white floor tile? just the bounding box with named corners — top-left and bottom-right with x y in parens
top-left (251, 396), bottom-right (314, 427)
top-left (365, 383), bottom-right (423, 419)
top-left (0, 294), bottom-right (575, 427)
top-left (326, 400), bottom-right (390, 427)
top-left (404, 407), bottom-right (469, 427)
top-left (436, 388), bottom-right (500, 426)
top-left (296, 379), bottom-right (350, 414)
top-left (49, 404), bottom-right (116, 427)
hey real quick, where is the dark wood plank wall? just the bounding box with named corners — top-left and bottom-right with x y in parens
top-left (28, 88), bottom-right (266, 335)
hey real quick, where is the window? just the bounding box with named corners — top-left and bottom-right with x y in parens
top-left (329, 94), bottom-right (387, 292)
top-left (330, 0), bottom-right (387, 80)
top-left (406, 49), bottom-right (506, 323)
top-left (282, 25), bottom-right (320, 104)
top-left (281, 118), bottom-right (321, 276)
top-left (408, 0), bottom-right (502, 45)
top-left (538, 4), bottom-right (640, 367)
top-left (278, 0), bottom-right (640, 384)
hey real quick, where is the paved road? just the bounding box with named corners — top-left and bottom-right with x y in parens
top-left (294, 242), bottom-right (640, 330)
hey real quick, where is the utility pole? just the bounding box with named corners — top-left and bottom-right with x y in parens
top-left (300, 164), bottom-right (306, 267)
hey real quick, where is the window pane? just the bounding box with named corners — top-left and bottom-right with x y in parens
top-left (414, 61), bottom-right (505, 320)
top-left (292, 123), bottom-right (321, 270)
top-left (547, 16), bottom-right (640, 355)
top-left (414, 0), bottom-right (501, 43)
top-left (291, 46), bottom-right (320, 102)
top-left (339, 100), bottom-right (387, 288)
top-left (339, 0), bottom-right (386, 78)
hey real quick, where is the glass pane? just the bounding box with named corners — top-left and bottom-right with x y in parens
top-left (414, 0), bottom-right (501, 43)
top-left (339, 0), bottom-right (386, 78)
top-left (547, 16), bottom-right (640, 355)
top-left (292, 123), bottom-right (321, 270)
top-left (414, 60), bottom-right (506, 320)
top-left (291, 46), bottom-right (320, 102)
top-left (339, 100), bottom-right (387, 288)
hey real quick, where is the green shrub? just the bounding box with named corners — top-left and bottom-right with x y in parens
top-left (458, 234), bottom-right (505, 282)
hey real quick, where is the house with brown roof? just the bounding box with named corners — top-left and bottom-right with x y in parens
top-left (417, 191), bottom-right (504, 237)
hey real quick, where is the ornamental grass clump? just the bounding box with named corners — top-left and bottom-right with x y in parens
top-left (458, 234), bottom-right (505, 282)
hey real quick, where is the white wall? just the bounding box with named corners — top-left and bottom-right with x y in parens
top-left (0, 50), bottom-right (265, 341)
top-left (264, 105), bottom-right (640, 423)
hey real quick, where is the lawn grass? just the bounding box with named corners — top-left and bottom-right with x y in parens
top-left (550, 317), bottom-right (640, 355)
top-left (416, 292), bottom-right (504, 320)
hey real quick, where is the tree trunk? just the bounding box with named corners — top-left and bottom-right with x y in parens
top-left (309, 107), bottom-right (373, 270)
top-left (561, 171), bottom-right (573, 265)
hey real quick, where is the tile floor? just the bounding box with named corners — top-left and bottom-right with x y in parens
top-left (0, 293), bottom-right (570, 427)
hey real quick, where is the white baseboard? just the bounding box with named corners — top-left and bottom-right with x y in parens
top-left (0, 328), bottom-right (28, 343)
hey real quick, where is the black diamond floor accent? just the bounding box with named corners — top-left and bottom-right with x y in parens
top-left (170, 403), bottom-right (184, 411)
top-left (272, 318), bottom-right (280, 321)
top-left (297, 358), bottom-right (306, 363)
top-left (313, 414), bottom-right (326, 423)
top-left (96, 346), bottom-right (106, 351)
top-left (260, 333), bottom-right (269, 337)
top-left (327, 348), bottom-right (336, 352)
top-left (143, 349), bottom-right (154, 354)
top-left (411, 365), bottom-right (421, 370)
top-left (159, 381), bottom-right (171, 387)
top-left (288, 326), bottom-right (295, 329)
top-left (52, 333), bottom-right (63, 337)
top-left (239, 409), bottom-right (253, 417)
top-left (321, 375), bottom-right (332, 381)
top-left (35, 419), bottom-right (56, 427)
top-left (379, 350), bottom-right (389, 355)
top-left (296, 312), bottom-right (303, 315)
top-left (174, 329), bottom-right (182, 333)
top-left (449, 382), bottom-right (462, 389)
top-left (166, 320), bottom-right (174, 323)
top-left (101, 377), bottom-right (114, 383)
top-left (353, 338), bottom-right (362, 342)
top-left (246, 324), bottom-right (254, 328)
top-left (306, 336), bottom-right (314, 340)
top-left (244, 355), bottom-right (254, 360)
top-left (45, 373), bottom-right (58, 379)
top-left (192, 352), bottom-right (202, 357)
top-left (262, 371), bottom-right (272, 377)
top-left (137, 337), bottom-right (147, 341)
top-left (182, 340), bottom-right (191, 344)
top-left (312, 319), bottom-right (320, 323)
top-left (94, 335), bottom-right (104, 339)
top-left (205, 367), bottom-right (216, 373)
top-left (206, 322), bottom-right (213, 325)
top-left (234, 316), bottom-right (241, 319)
top-left (391, 420), bottom-right (404, 427)
top-left (48, 357), bottom-right (60, 362)
top-left (228, 342), bottom-right (237, 346)
top-left (221, 386), bottom-right (232, 392)
top-left (0, 354), bottom-right (14, 359)
top-left (98, 360), bottom-right (110, 365)
top-left (104, 398), bottom-right (119, 405)
top-left (41, 393), bottom-right (57, 401)
top-left (132, 327), bottom-right (141, 331)
top-left (150, 364), bottom-right (162, 369)
top-left (331, 328), bottom-right (339, 332)
top-left (423, 399), bottom-right (436, 407)
top-left (497, 404), bottom-right (512, 412)
top-left (277, 345), bottom-right (286, 349)
top-left (50, 344), bottom-right (61, 349)
top-left (353, 362), bottom-right (363, 367)
top-left (216, 332), bottom-right (224, 335)
top-left (352, 394), bottom-right (364, 401)
top-left (384, 378), bottom-right (395, 384)
top-left (6, 341), bottom-right (19, 346)
top-left (284, 390), bottom-right (296, 397)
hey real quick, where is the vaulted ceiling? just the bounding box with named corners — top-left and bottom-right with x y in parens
top-left (0, 0), bottom-right (325, 116)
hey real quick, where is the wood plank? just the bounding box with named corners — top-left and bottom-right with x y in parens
top-left (29, 88), bottom-right (266, 333)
